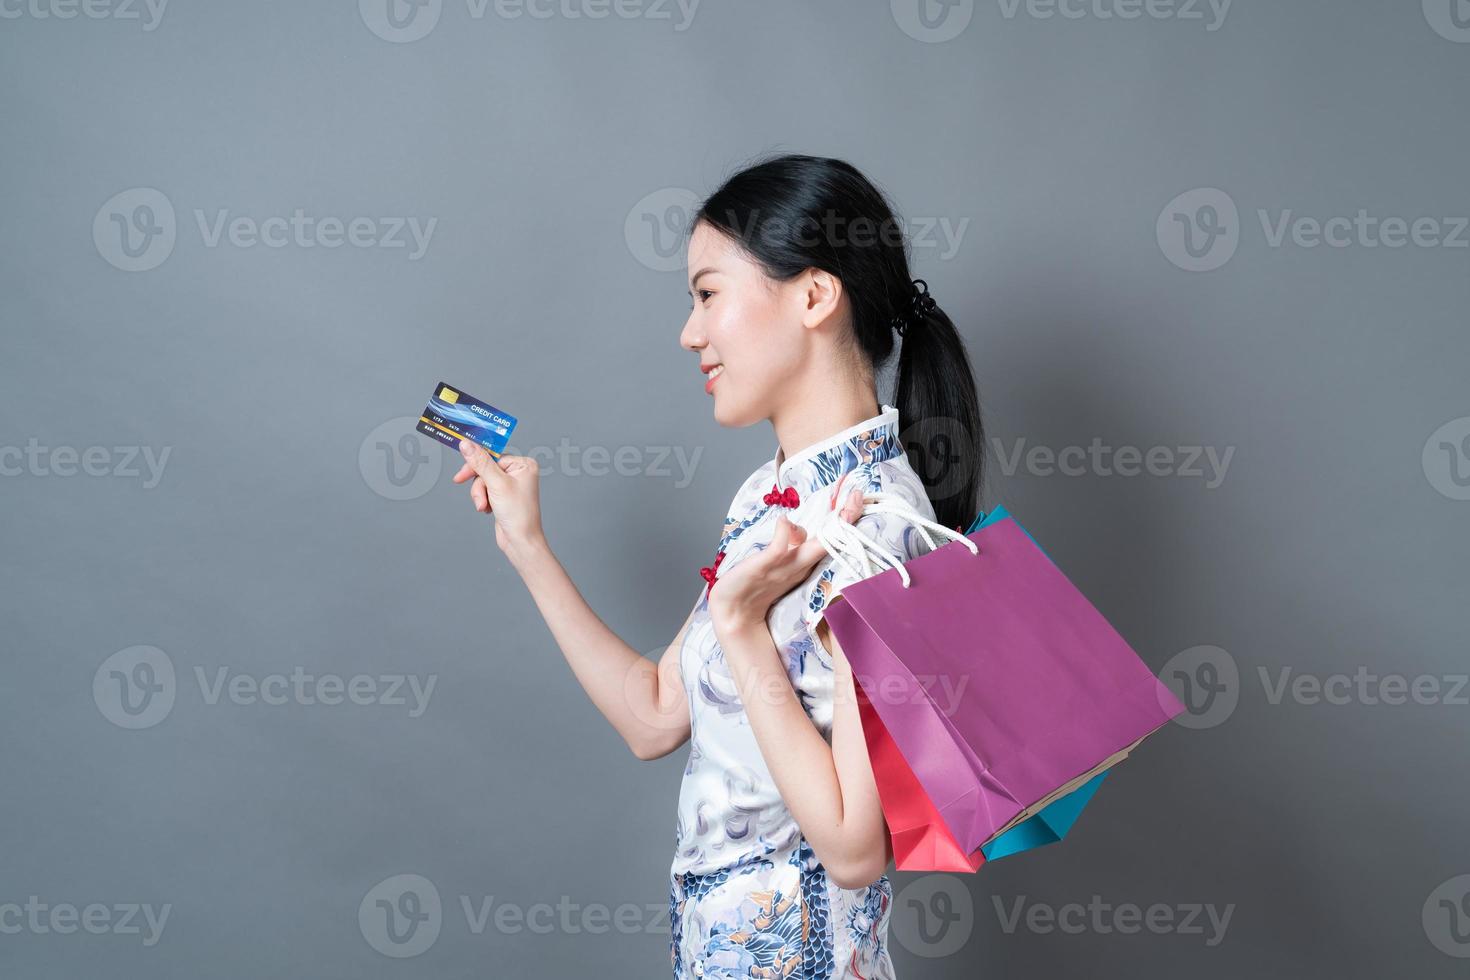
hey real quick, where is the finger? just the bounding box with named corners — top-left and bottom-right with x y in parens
top-left (451, 461), bottom-right (477, 484)
top-left (458, 440), bottom-right (509, 486)
top-left (472, 476), bottom-right (490, 513)
top-left (792, 534), bottom-right (831, 569)
top-left (839, 488), bottom-right (864, 524)
top-left (769, 514), bottom-right (792, 551)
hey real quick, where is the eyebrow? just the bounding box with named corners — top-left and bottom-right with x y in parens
top-left (688, 266), bottom-right (718, 292)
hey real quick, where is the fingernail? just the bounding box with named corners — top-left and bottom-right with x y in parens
top-left (459, 440), bottom-right (472, 456)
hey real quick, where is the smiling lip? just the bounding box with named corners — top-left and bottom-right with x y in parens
top-left (702, 364), bottom-right (724, 394)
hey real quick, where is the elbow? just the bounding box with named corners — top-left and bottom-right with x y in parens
top-left (628, 731), bottom-right (685, 762)
top-left (826, 851), bottom-right (889, 891)
top-left (628, 737), bottom-right (663, 761)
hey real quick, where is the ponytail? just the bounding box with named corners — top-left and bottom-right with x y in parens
top-left (894, 297), bottom-right (985, 531)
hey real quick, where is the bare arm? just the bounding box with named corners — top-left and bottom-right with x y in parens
top-left (716, 615), bottom-right (890, 889)
top-left (454, 442), bottom-right (691, 760)
top-left (706, 500), bottom-right (892, 890)
top-left (511, 538), bottom-right (693, 760)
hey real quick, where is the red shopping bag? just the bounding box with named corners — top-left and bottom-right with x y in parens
top-left (855, 680), bottom-right (985, 872)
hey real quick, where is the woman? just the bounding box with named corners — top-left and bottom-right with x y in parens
top-left (453, 154), bottom-right (985, 978)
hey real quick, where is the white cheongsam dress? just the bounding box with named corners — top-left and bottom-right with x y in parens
top-left (668, 404), bottom-right (942, 979)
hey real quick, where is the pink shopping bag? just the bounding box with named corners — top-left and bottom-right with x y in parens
top-left (819, 501), bottom-right (1184, 855)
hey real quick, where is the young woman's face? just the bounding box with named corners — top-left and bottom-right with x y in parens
top-left (678, 220), bottom-right (811, 428)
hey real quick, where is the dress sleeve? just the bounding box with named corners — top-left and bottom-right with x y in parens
top-left (799, 466), bottom-right (938, 638)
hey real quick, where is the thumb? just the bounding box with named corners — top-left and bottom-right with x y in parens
top-left (458, 439), bottom-right (509, 485)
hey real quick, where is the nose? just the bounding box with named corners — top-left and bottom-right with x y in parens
top-left (679, 309), bottom-right (703, 352)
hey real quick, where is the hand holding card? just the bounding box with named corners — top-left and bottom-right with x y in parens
top-left (454, 441), bottom-right (546, 559)
top-left (416, 381), bottom-right (544, 558)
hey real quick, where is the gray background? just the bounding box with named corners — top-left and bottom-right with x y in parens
top-left (3, 1), bottom-right (1468, 977)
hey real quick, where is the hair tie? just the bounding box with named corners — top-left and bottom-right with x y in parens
top-left (890, 278), bottom-right (936, 337)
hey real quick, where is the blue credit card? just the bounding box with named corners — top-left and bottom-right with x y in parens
top-left (416, 382), bottom-right (517, 457)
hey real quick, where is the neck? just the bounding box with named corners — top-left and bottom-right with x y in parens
top-left (771, 373), bottom-right (882, 467)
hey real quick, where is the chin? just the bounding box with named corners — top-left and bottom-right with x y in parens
top-left (711, 394), bottom-right (756, 429)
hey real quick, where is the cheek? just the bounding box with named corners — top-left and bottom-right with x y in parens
top-left (715, 322), bottom-right (779, 391)
top-left (711, 296), bottom-right (784, 364)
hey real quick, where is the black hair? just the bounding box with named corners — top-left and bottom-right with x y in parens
top-left (691, 153), bottom-right (985, 531)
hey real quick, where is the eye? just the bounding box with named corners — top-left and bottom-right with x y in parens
top-left (696, 289), bottom-right (714, 304)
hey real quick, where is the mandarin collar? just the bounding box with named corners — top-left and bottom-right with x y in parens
top-left (771, 403), bottom-right (905, 495)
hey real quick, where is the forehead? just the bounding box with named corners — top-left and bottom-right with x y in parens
top-left (686, 221), bottom-right (753, 280)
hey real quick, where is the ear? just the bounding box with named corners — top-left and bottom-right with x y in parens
top-left (798, 267), bottom-right (844, 331)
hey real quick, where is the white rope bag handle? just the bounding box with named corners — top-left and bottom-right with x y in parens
top-left (811, 489), bottom-right (977, 589)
